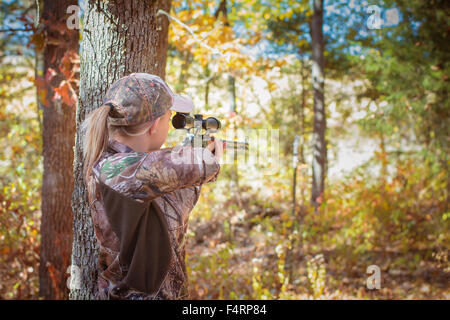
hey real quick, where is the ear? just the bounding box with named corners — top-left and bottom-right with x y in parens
top-left (149, 117), bottom-right (161, 135)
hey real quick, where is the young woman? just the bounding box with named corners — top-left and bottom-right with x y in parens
top-left (81, 73), bottom-right (223, 300)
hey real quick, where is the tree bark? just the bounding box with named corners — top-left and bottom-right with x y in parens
top-left (204, 64), bottom-right (212, 109)
top-left (228, 74), bottom-right (236, 114)
top-left (70, 0), bottom-right (171, 300)
top-left (310, 0), bottom-right (326, 209)
top-left (39, 0), bottom-right (78, 300)
top-left (228, 74), bottom-right (241, 196)
top-left (176, 50), bottom-right (193, 92)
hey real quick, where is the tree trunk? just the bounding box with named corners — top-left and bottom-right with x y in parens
top-left (228, 74), bottom-right (241, 197)
top-left (70, 0), bottom-right (171, 300)
top-left (176, 50), bottom-right (193, 92)
top-left (310, 0), bottom-right (326, 209)
top-left (228, 74), bottom-right (236, 114)
top-left (39, 0), bottom-right (78, 300)
top-left (204, 64), bottom-right (211, 109)
top-left (299, 54), bottom-right (308, 211)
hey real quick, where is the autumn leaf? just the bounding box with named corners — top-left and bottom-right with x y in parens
top-left (52, 80), bottom-right (77, 107)
top-left (33, 75), bottom-right (50, 107)
top-left (30, 32), bottom-right (45, 51)
top-left (59, 50), bottom-right (80, 81)
top-left (45, 68), bottom-right (57, 82)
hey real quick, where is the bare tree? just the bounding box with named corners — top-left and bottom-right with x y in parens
top-left (39, 0), bottom-right (78, 300)
top-left (310, 0), bottom-right (326, 209)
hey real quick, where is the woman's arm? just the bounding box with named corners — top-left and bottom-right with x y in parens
top-left (134, 146), bottom-right (220, 201)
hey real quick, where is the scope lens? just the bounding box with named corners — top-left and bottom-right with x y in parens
top-left (172, 113), bottom-right (186, 129)
top-left (172, 113), bottom-right (219, 130)
top-left (204, 117), bottom-right (221, 130)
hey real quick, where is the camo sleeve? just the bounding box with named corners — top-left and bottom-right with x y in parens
top-left (98, 145), bottom-right (220, 202)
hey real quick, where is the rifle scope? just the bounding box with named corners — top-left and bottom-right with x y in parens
top-left (172, 113), bottom-right (221, 131)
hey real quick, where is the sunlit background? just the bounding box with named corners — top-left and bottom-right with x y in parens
top-left (0, 0), bottom-right (448, 299)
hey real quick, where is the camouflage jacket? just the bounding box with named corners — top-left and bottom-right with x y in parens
top-left (86, 138), bottom-right (220, 300)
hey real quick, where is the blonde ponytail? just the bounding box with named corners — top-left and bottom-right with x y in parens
top-left (81, 104), bottom-right (111, 183)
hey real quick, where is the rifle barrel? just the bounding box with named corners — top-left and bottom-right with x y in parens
top-left (221, 139), bottom-right (249, 150)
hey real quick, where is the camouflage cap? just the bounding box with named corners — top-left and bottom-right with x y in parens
top-left (102, 73), bottom-right (194, 127)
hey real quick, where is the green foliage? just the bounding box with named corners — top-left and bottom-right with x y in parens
top-left (0, 57), bottom-right (41, 299)
top-left (1, 0), bottom-right (448, 300)
top-left (354, 0), bottom-right (450, 159)
top-left (0, 0), bottom-right (41, 299)
top-left (306, 254), bottom-right (326, 299)
top-left (187, 153), bottom-right (448, 299)
top-left (306, 157), bottom-right (448, 254)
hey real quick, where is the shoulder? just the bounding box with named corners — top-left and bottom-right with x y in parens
top-left (94, 151), bottom-right (149, 200)
top-left (93, 147), bottom-right (181, 201)
top-left (97, 151), bottom-right (147, 182)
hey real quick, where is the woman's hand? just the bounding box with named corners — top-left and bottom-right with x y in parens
top-left (206, 136), bottom-right (224, 161)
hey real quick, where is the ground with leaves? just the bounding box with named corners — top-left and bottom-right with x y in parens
top-left (185, 164), bottom-right (449, 300)
top-left (1, 0), bottom-right (449, 300)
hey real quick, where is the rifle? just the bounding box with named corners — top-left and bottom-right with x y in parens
top-left (171, 112), bottom-right (249, 151)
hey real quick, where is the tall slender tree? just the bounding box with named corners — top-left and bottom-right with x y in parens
top-left (310, 0), bottom-right (326, 208)
top-left (39, 0), bottom-right (78, 300)
top-left (70, 0), bottom-right (171, 300)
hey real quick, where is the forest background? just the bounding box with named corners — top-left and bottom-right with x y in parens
top-left (0, 0), bottom-right (448, 299)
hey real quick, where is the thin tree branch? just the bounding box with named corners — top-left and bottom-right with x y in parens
top-left (0, 27), bottom-right (34, 32)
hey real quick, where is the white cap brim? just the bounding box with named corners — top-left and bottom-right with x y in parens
top-left (170, 94), bottom-right (194, 113)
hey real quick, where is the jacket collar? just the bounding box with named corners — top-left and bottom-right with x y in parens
top-left (108, 138), bottom-right (135, 154)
